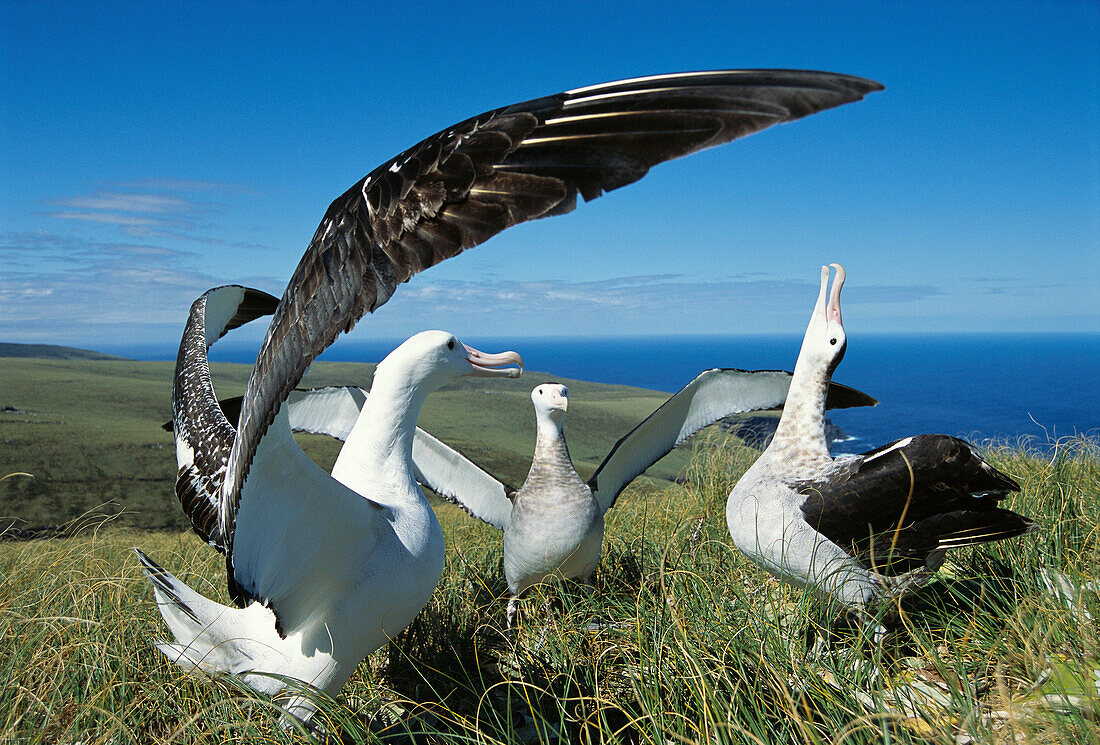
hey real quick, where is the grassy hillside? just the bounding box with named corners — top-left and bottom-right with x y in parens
top-left (0, 357), bottom-right (715, 533)
top-left (0, 341), bottom-right (126, 360)
top-left (4, 356), bottom-right (1097, 743)
top-left (1, 436), bottom-right (1097, 743)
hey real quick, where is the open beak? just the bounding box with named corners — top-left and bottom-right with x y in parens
top-left (827, 263), bottom-right (845, 326)
top-left (464, 344), bottom-right (523, 378)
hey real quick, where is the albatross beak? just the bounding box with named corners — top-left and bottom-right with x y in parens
top-left (828, 263), bottom-right (845, 326)
top-left (464, 344), bottom-right (524, 378)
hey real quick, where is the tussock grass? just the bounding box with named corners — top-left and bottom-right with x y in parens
top-left (3, 436), bottom-right (1099, 743)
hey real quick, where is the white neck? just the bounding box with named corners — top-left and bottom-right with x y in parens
top-left (769, 339), bottom-right (831, 461)
top-left (330, 363), bottom-right (427, 501)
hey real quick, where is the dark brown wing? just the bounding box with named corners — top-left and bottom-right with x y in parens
top-left (220, 69), bottom-right (885, 550)
top-left (799, 434), bottom-right (1032, 573)
top-left (170, 286), bottom-right (278, 551)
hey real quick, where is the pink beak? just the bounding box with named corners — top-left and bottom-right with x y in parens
top-left (828, 263), bottom-right (845, 326)
top-left (464, 344), bottom-right (523, 378)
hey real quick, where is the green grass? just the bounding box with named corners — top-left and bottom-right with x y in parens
top-left (0, 357), bottom-right (703, 532)
top-left (2, 435), bottom-right (1098, 743)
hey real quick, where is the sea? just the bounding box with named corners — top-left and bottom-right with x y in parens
top-left (109, 333), bottom-right (1099, 456)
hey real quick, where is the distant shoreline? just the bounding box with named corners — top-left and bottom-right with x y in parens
top-left (3, 334), bottom-right (1097, 454)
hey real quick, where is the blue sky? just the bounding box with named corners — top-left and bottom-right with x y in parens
top-left (2, 1), bottom-right (1097, 352)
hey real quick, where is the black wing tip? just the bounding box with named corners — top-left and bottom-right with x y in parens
top-left (133, 546), bottom-right (155, 568)
top-left (134, 548), bottom-right (201, 623)
top-left (701, 368), bottom-right (877, 410)
top-left (825, 381), bottom-right (879, 410)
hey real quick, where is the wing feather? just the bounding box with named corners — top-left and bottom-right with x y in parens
top-left (279, 386), bottom-right (514, 530)
top-left (799, 434), bottom-right (1031, 573)
top-left (170, 286), bottom-right (278, 552)
top-left (589, 368), bottom-right (878, 512)
top-left (284, 386), bottom-right (368, 441)
top-left (410, 430), bottom-right (515, 531)
top-left (219, 69), bottom-right (884, 567)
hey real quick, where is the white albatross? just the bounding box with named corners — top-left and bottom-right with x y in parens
top-left (140, 69), bottom-right (882, 719)
top-left (138, 286), bottom-right (520, 721)
top-left (283, 373), bottom-right (877, 627)
top-left (725, 264), bottom-right (1035, 632)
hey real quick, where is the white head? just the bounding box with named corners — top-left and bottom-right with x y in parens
top-left (796, 263), bottom-right (847, 377)
top-left (376, 330), bottom-right (523, 395)
top-left (531, 383), bottom-right (569, 420)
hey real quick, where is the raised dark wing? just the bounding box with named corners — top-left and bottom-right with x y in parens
top-left (589, 368), bottom-right (878, 511)
top-left (799, 434), bottom-right (1032, 573)
top-left (219, 69), bottom-right (884, 547)
top-left (170, 285), bottom-right (278, 551)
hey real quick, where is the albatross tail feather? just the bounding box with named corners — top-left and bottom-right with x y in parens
top-left (134, 548), bottom-right (230, 671)
top-left (133, 548), bottom-right (292, 696)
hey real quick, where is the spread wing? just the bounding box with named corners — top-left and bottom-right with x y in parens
top-left (798, 434), bottom-right (1033, 573)
top-left (219, 70), bottom-right (885, 551)
top-left (284, 385), bottom-right (369, 441)
top-left (410, 429), bottom-right (515, 531)
top-left (589, 368), bottom-right (878, 512)
top-left (170, 285), bottom-right (278, 551)
top-left (281, 386), bottom-right (515, 530)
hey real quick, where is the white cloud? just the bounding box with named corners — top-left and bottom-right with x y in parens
top-left (48, 192), bottom-right (191, 214)
top-left (350, 275), bottom-right (947, 338)
top-left (35, 182), bottom-right (271, 250)
top-left (0, 227), bottom-right (284, 345)
top-left (45, 211), bottom-right (162, 226)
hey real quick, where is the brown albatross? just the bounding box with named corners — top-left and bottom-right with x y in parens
top-left (725, 264), bottom-right (1036, 635)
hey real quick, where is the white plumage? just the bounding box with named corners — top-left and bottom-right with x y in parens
top-left (726, 265), bottom-right (1034, 626)
top-left (140, 326), bottom-right (520, 721)
top-left (286, 371), bottom-right (876, 626)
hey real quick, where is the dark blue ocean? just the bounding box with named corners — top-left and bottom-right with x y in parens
top-left (112, 333), bottom-right (1098, 455)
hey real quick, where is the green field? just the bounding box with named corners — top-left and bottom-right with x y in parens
top-left (2, 353), bottom-right (1098, 744)
top-left (0, 355), bottom-right (714, 534)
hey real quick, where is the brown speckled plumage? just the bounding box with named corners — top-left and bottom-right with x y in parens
top-left (171, 287), bottom-right (278, 553)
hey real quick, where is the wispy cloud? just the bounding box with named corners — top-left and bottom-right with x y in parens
top-left (45, 211), bottom-right (163, 226)
top-left (102, 178), bottom-right (260, 195)
top-left (47, 192), bottom-right (192, 214)
top-left (356, 275), bottom-right (946, 337)
top-left (0, 228), bottom-right (283, 345)
top-left (966, 276), bottom-right (1072, 296)
top-left (36, 181), bottom-right (271, 250)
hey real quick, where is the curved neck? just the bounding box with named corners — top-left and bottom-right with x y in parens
top-left (770, 344), bottom-right (831, 461)
top-left (526, 410), bottom-right (576, 482)
top-left (330, 364), bottom-right (427, 499)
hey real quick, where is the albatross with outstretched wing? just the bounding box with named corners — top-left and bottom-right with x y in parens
top-left (142, 286), bottom-right (520, 722)
top-left (285, 373), bottom-right (877, 626)
top-left (138, 69), bottom-right (882, 719)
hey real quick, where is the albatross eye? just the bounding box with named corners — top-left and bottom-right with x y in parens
top-left (447, 339), bottom-right (455, 350)
top-left (829, 338), bottom-right (838, 346)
